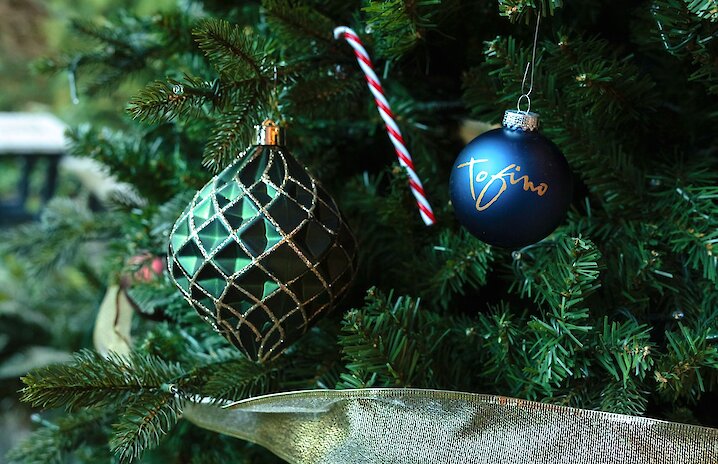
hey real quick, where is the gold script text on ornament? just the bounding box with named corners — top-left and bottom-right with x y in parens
top-left (455, 158), bottom-right (548, 211)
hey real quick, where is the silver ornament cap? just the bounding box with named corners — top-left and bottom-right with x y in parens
top-left (255, 119), bottom-right (285, 146)
top-left (502, 110), bottom-right (540, 132)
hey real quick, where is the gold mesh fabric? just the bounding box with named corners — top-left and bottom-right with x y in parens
top-left (168, 145), bottom-right (356, 362)
top-left (184, 388), bottom-right (718, 464)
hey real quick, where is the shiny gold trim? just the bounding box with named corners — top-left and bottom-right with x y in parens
top-left (255, 119), bottom-right (285, 146)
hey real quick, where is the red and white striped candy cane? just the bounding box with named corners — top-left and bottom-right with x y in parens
top-left (333, 26), bottom-right (435, 226)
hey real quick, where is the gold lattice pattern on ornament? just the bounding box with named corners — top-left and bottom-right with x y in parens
top-left (168, 145), bottom-right (356, 362)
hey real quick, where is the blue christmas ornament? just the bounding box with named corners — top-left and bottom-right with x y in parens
top-left (449, 110), bottom-right (572, 249)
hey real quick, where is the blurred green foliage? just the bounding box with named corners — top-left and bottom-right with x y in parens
top-left (0, 0), bottom-right (173, 122)
top-left (0, 0), bottom-right (175, 457)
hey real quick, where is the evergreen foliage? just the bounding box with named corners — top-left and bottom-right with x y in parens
top-left (4, 0), bottom-right (718, 462)
top-left (337, 289), bottom-right (447, 388)
top-left (362, 0), bottom-right (442, 59)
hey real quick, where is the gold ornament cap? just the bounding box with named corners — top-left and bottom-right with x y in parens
top-left (503, 110), bottom-right (540, 132)
top-left (255, 119), bottom-right (285, 146)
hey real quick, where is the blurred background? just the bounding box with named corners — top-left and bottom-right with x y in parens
top-left (0, 0), bottom-right (173, 455)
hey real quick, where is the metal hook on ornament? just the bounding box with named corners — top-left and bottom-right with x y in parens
top-left (517, 94), bottom-right (531, 114)
top-left (269, 64), bottom-right (281, 120)
top-left (516, 6), bottom-right (541, 114)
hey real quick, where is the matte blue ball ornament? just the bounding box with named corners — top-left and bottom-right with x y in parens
top-left (449, 110), bottom-right (572, 249)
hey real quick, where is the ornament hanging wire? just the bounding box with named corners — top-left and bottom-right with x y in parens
top-left (517, 7), bottom-right (542, 114)
top-left (270, 65), bottom-right (281, 120)
top-left (68, 57), bottom-right (81, 105)
top-left (273, 65), bottom-right (278, 95)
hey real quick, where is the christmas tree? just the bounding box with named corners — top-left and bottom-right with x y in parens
top-left (5, 0), bottom-right (718, 462)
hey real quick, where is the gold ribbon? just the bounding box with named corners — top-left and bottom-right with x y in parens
top-left (92, 285), bottom-right (133, 357)
top-left (183, 388), bottom-right (718, 464)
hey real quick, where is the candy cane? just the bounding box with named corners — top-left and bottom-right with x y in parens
top-left (333, 26), bottom-right (435, 226)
